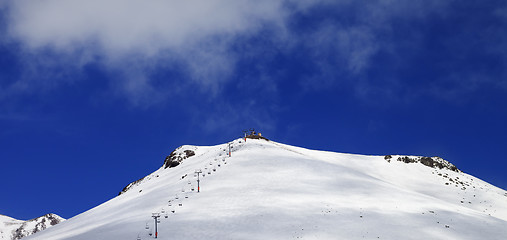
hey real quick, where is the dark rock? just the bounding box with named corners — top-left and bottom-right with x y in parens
top-left (119, 146), bottom-right (196, 195)
top-left (395, 155), bottom-right (460, 172)
top-left (397, 156), bottom-right (416, 164)
top-left (11, 214), bottom-right (64, 240)
top-left (184, 150), bottom-right (195, 158)
top-left (163, 148), bottom-right (196, 169)
top-left (119, 176), bottom-right (146, 195)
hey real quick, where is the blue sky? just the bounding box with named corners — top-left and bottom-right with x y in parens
top-left (1, 0), bottom-right (506, 220)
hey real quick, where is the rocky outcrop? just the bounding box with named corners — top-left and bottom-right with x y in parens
top-left (385, 155), bottom-right (460, 172)
top-left (118, 176), bottom-right (146, 195)
top-left (6, 213), bottom-right (64, 240)
top-left (119, 146), bottom-right (197, 195)
top-left (163, 147), bottom-right (195, 169)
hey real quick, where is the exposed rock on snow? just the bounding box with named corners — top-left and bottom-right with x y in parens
top-left (119, 146), bottom-right (197, 195)
top-left (163, 146), bottom-right (196, 169)
top-left (0, 213), bottom-right (64, 240)
top-left (387, 155), bottom-right (460, 172)
top-left (118, 175), bottom-right (147, 196)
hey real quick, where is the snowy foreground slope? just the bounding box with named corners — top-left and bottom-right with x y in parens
top-left (25, 139), bottom-right (507, 240)
top-left (0, 213), bottom-right (64, 240)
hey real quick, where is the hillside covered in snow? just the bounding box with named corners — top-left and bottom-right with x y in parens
top-left (24, 138), bottom-right (507, 239)
top-left (0, 213), bottom-right (64, 240)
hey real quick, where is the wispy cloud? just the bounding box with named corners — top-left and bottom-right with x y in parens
top-left (2, 0), bottom-right (505, 109)
top-left (7, 0), bottom-right (285, 53)
top-left (3, 0), bottom-right (292, 104)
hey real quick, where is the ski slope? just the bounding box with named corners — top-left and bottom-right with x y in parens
top-left (25, 138), bottom-right (507, 239)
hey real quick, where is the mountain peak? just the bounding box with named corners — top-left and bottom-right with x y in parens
top-left (0, 213), bottom-right (64, 240)
top-left (25, 139), bottom-right (507, 240)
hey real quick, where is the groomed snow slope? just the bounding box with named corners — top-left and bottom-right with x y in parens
top-left (25, 139), bottom-right (507, 240)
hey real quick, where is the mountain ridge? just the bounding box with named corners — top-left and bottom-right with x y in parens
top-left (24, 138), bottom-right (507, 239)
top-left (0, 213), bottom-right (64, 240)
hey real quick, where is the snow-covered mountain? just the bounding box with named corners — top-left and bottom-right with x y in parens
top-left (0, 213), bottom-right (64, 240)
top-left (25, 138), bottom-right (507, 239)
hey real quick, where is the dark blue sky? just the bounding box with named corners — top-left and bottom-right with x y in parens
top-left (1, 1), bottom-right (506, 220)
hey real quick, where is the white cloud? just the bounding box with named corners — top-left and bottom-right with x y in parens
top-left (3, 0), bottom-right (295, 104)
top-left (316, 24), bottom-right (378, 74)
top-left (2, 0), bottom-right (466, 106)
top-left (7, 0), bottom-right (286, 55)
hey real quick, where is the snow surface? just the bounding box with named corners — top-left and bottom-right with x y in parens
top-left (0, 215), bottom-right (24, 240)
top-left (24, 139), bottom-right (507, 240)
